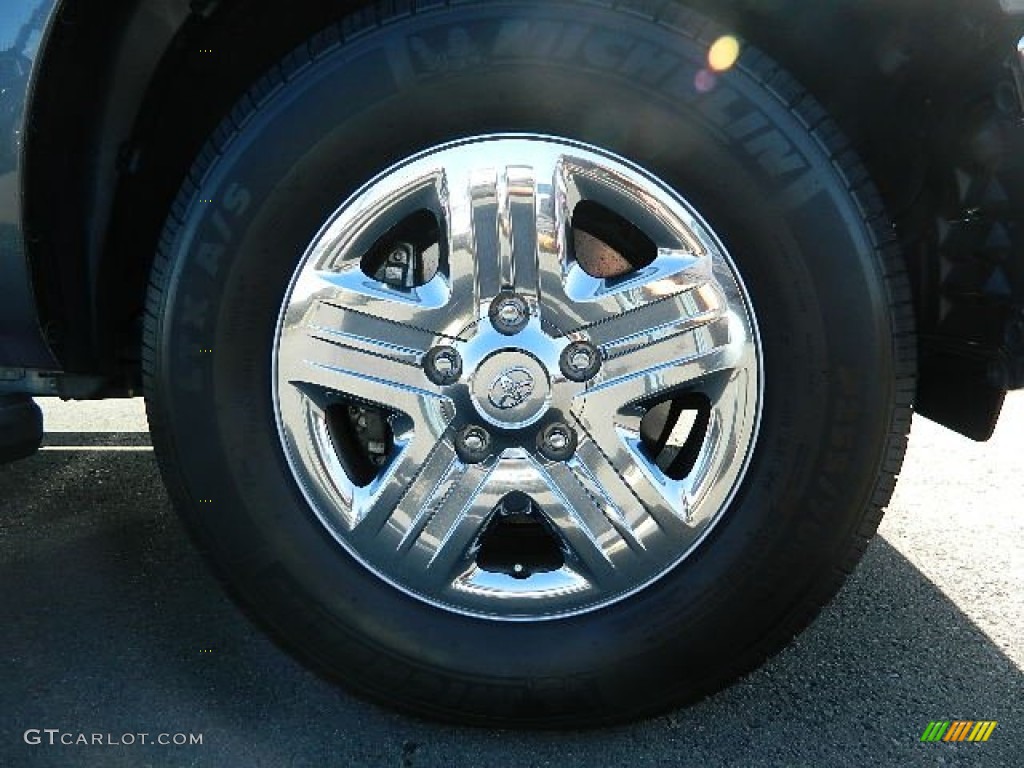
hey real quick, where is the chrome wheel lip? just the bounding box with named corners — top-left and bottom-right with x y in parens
top-left (272, 133), bottom-right (763, 621)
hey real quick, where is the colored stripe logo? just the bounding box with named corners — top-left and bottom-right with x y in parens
top-left (921, 721), bottom-right (997, 742)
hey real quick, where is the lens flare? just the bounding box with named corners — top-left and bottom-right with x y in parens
top-left (694, 69), bottom-right (717, 93)
top-left (708, 35), bottom-right (741, 72)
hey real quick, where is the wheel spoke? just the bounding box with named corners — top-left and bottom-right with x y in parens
top-left (350, 450), bottom-right (494, 592)
top-left (580, 282), bottom-right (723, 358)
top-left (350, 435), bottom-right (460, 533)
top-left (441, 161), bottom-right (498, 313)
top-left (305, 267), bottom-right (456, 331)
top-left (299, 292), bottom-right (438, 363)
top-left (558, 248), bottom-right (716, 333)
top-left (581, 308), bottom-right (746, 413)
top-left (503, 165), bottom-right (542, 301)
top-left (394, 460), bottom-right (499, 590)
top-left (278, 312), bottom-right (449, 423)
top-left (572, 421), bottom-right (694, 534)
top-left (535, 157), bottom-right (582, 329)
top-left (531, 459), bottom-right (642, 584)
top-left (442, 159), bottom-right (546, 311)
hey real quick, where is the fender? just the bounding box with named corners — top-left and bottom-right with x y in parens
top-left (0, 0), bottom-right (58, 370)
top-left (1, 0), bottom-right (1023, 439)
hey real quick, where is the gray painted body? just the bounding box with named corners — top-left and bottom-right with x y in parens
top-left (0, 0), bottom-right (58, 369)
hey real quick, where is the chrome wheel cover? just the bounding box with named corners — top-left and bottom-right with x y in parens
top-left (273, 135), bottom-right (762, 619)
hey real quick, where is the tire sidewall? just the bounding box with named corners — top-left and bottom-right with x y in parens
top-left (149, 1), bottom-right (898, 719)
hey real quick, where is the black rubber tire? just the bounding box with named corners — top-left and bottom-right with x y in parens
top-left (0, 395), bottom-right (42, 464)
top-left (144, 0), bottom-right (915, 727)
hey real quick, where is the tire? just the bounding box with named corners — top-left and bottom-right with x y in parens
top-left (144, 0), bottom-right (914, 727)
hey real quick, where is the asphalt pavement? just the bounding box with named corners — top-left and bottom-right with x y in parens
top-left (1, 395), bottom-right (1021, 767)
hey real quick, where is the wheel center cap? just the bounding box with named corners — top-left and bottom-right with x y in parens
top-left (472, 351), bottom-right (551, 427)
top-left (488, 367), bottom-right (536, 410)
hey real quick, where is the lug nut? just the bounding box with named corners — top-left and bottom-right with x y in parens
top-left (560, 341), bottom-right (601, 382)
top-left (537, 422), bottom-right (578, 462)
top-left (547, 432), bottom-right (569, 451)
top-left (570, 350), bottom-right (592, 369)
top-left (490, 293), bottom-right (530, 335)
top-left (499, 302), bottom-right (523, 323)
top-left (456, 425), bottom-right (492, 464)
top-left (424, 346), bottom-right (463, 386)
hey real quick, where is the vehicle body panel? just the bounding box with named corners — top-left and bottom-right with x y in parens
top-left (0, 0), bottom-right (1022, 439)
top-left (0, 0), bottom-right (57, 370)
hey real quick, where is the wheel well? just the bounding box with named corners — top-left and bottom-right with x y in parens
top-left (700, 0), bottom-right (1024, 438)
top-left (22, 0), bottom-right (1024, 435)
top-left (23, 0), bottom-right (365, 377)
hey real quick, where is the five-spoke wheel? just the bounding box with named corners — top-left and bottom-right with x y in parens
top-left (275, 136), bottom-right (761, 618)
